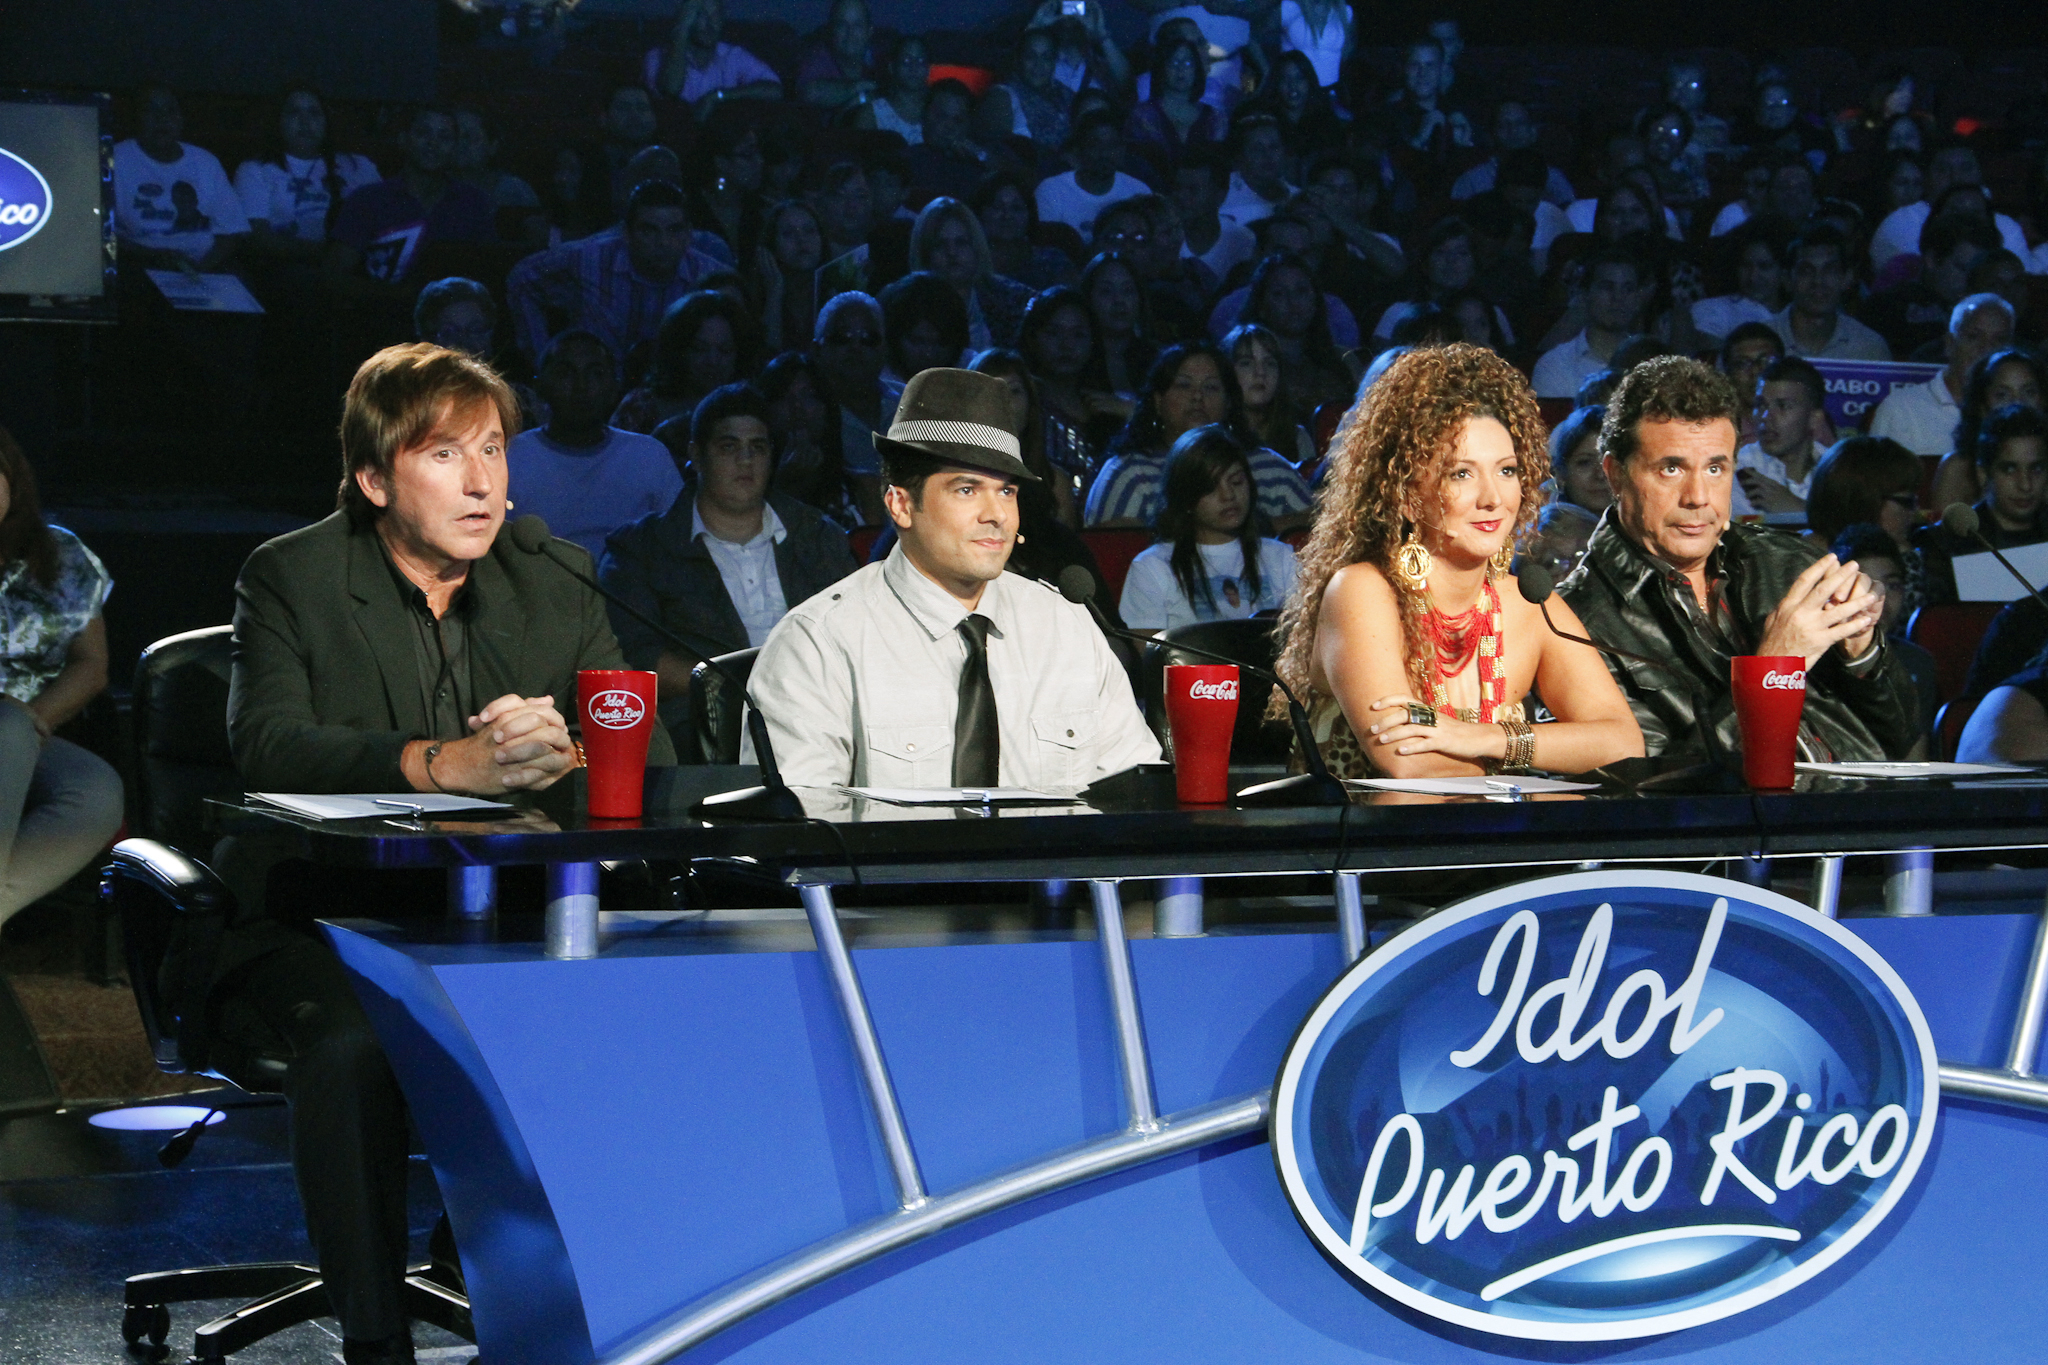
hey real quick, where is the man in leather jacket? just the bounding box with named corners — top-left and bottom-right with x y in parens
top-left (1560, 356), bottom-right (1919, 762)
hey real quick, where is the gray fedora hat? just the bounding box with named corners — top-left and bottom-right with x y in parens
top-left (873, 368), bottom-right (1041, 483)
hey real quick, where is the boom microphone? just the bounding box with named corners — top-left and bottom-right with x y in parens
top-left (1054, 565), bottom-right (1348, 807)
top-left (508, 514), bottom-right (805, 822)
top-left (1941, 502), bottom-right (2048, 617)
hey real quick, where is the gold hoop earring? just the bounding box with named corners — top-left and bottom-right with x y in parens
top-left (1391, 525), bottom-right (1431, 593)
top-left (1489, 543), bottom-right (1515, 579)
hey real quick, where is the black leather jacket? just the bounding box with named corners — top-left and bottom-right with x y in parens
top-left (1559, 511), bottom-right (1919, 762)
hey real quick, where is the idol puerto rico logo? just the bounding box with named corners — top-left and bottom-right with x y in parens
top-left (1273, 870), bottom-right (1937, 1341)
top-left (0, 148), bottom-right (53, 253)
top-left (586, 689), bottom-right (645, 730)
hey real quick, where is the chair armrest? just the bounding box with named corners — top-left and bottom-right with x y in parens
top-left (105, 839), bottom-right (231, 916)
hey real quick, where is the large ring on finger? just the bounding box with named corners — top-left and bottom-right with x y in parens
top-left (1407, 703), bottom-right (1437, 728)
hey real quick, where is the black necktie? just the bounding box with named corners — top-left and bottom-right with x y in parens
top-left (953, 614), bottom-right (999, 786)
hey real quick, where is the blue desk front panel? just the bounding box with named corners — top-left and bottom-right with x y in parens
top-left (325, 911), bottom-right (2048, 1364)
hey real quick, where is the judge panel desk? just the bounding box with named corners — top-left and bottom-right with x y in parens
top-left (218, 764), bottom-right (2048, 1365)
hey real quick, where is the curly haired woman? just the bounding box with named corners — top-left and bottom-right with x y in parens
top-left (1271, 345), bottom-right (1644, 778)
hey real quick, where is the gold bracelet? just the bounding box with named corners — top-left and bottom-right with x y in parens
top-left (1497, 718), bottom-right (1536, 772)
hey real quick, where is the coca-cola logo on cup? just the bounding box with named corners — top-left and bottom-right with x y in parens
top-left (586, 689), bottom-right (646, 730)
top-left (1761, 670), bottom-right (1806, 692)
top-left (1188, 678), bottom-right (1239, 702)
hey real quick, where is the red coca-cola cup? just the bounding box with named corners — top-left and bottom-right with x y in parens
top-left (1164, 663), bottom-right (1240, 804)
top-left (577, 669), bottom-right (659, 818)
top-left (1730, 655), bottom-right (1806, 789)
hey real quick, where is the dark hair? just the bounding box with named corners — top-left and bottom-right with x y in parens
top-left (1548, 404), bottom-right (1605, 480)
top-left (1975, 402), bottom-right (2048, 472)
top-left (1408, 215), bottom-right (1472, 300)
top-left (1919, 212), bottom-right (2002, 262)
top-left (1158, 424), bottom-right (1264, 614)
top-left (688, 381), bottom-right (773, 454)
top-left (625, 178), bottom-right (689, 229)
top-left (1391, 303), bottom-right (1459, 346)
top-left (1583, 242), bottom-right (1650, 289)
top-left (0, 426), bottom-right (58, 588)
top-left (1787, 222), bottom-right (1851, 272)
top-left (1592, 183), bottom-right (1656, 242)
top-left (414, 276), bottom-right (497, 339)
top-left (261, 86), bottom-right (348, 237)
top-left (1176, 141), bottom-right (1231, 186)
top-left (650, 290), bottom-right (756, 399)
top-left (925, 77), bottom-right (973, 113)
top-left (878, 271), bottom-right (970, 376)
top-left (1830, 522), bottom-right (1903, 570)
top-left (759, 350), bottom-right (848, 512)
top-left (880, 444), bottom-right (958, 501)
top-left (1068, 107), bottom-right (1122, 148)
top-left (1600, 356), bottom-right (1741, 468)
top-left (1221, 322), bottom-right (1299, 447)
top-left (538, 326), bottom-right (616, 374)
top-left (1019, 285), bottom-right (1103, 380)
top-left (1080, 250), bottom-right (1153, 341)
top-left (1575, 368), bottom-right (1621, 407)
top-left (337, 343), bottom-right (520, 527)
top-left (1242, 250), bottom-right (1342, 372)
top-left (1229, 112), bottom-right (1282, 158)
top-left (1806, 436), bottom-right (1920, 542)
top-left (1719, 320), bottom-right (1784, 370)
top-left (1111, 341), bottom-right (1247, 456)
top-left (1759, 354), bottom-right (1826, 409)
top-left (1149, 34), bottom-right (1209, 89)
top-left (970, 170), bottom-right (1042, 234)
top-left (1957, 347), bottom-right (2048, 457)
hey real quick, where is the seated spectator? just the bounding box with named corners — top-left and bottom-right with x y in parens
top-left (1766, 224), bottom-right (1889, 362)
top-left (1045, 1), bottom-right (1134, 99)
top-left (1869, 218), bottom-right (2004, 360)
top-left (970, 172), bottom-right (1077, 292)
top-left (0, 428), bottom-right (124, 929)
top-left (1547, 404), bottom-right (1610, 516)
top-left (1171, 144), bottom-right (1257, 284)
top-left (1830, 523), bottom-right (1937, 742)
top-left (1931, 347), bottom-right (2048, 510)
top-left (415, 276), bottom-right (543, 427)
top-left (1036, 111), bottom-right (1150, 242)
top-left (1871, 150), bottom-right (1925, 225)
top-left (1134, 5), bottom-right (1246, 105)
top-left (1092, 197), bottom-right (1200, 346)
top-left (1739, 77), bottom-right (1830, 171)
top-left (582, 84), bottom-right (661, 215)
top-left (812, 160), bottom-right (878, 294)
top-left (1451, 100), bottom-right (1575, 206)
top-left (1664, 60), bottom-right (1731, 164)
top-left (1242, 52), bottom-right (1346, 185)
top-left (1733, 355), bottom-right (1827, 515)
top-left (1372, 217), bottom-right (1506, 343)
top-left (862, 35), bottom-right (931, 145)
top-left (1087, 342), bottom-right (1313, 531)
top-left (330, 104), bottom-right (492, 290)
top-left (613, 288), bottom-right (756, 435)
top-left (752, 199), bottom-right (825, 354)
top-left (1230, 250), bottom-right (1360, 411)
top-left (1526, 500), bottom-right (1599, 580)
top-left (1300, 152), bottom-right (1407, 294)
top-left (1375, 37), bottom-right (1473, 171)
top-left (1532, 247), bottom-right (1656, 399)
top-left (909, 196), bottom-right (1033, 352)
top-left (797, 0), bottom-right (877, 111)
top-left (813, 291), bottom-right (895, 524)
top-left (509, 330), bottom-right (684, 560)
top-left (608, 144), bottom-right (738, 268)
top-left (1021, 286), bottom-right (1124, 482)
top-left (645, 0), bottom-right (781, 116)
top-left (452, 108), bottom-right (540, 239)
top-left (114, 84), bottom-right (249, 271)
top-left (1225, 322), bottom-right (1314, 468)
top-left (969, 347), bottom-right (1086, 530)
top-left (761, 350), bottom-right (862, 528)
top-left (1082, 251), bottom-right (1160, 396)
top-left (1691, 224), bottom-right (1786, 344)
top-left (1278, 0), bottom-right (1352, 91)
top-left (1957, 638), bottom-right (2048, 764)
top-left (1872, 294), bottom-right (2015, 456)
top-left (1120, 424), bottom-right (1301, 632)
top-left (907, 83), bottom-right (1005, 211)
top-left (1219, 114), bottom-right (1296, 229)
top-left (1717, 319), bottom-right (1784, 445)
top-left (975, 26), bottom-right (1071, 154)
top-left (234, 86), bottom-right (379, 263)
top-left (1917, 403), bottom-right (2048, 603)
top-left (1565, 136), bottom-right (1683, 239)
top-left (1807, 435), bottom-right (1926, 620)
top-left (1126, 35), bottom-right (1225, 180)
top-left (687, 116), bottom-right (768, 267)
top-left (879, 271), bottom-right (971, 384)
top-left (600, 382), bottom-right (856, 728)
top-left (1639, 104), bottom-right (1707, 220)
top-left (1872, 145), bottom-right (2031, 273)
top-left (507, 180), bottom-right (726, 368)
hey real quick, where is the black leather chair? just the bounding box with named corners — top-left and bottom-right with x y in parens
top-left (689, 646), bottom-right (762, 765)
top-left (1140, 619), bottom-right (1293, 765)
top-left (129, 626), bottom-right (241, 852)
top-left (101, 843), bottom-right (473, 1362)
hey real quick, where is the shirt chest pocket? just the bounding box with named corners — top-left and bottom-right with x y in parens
top-left (863, 722), bottom-right (954, 787)
top-left (1029, 709), bottom-right (1097, 788)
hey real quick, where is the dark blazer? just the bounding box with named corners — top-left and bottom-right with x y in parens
top-left (229, 511), bottom-right (676, 793)
top-left (596, 491), bottom-right (858, 681)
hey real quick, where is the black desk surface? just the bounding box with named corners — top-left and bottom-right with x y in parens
top-left (209, 760), bottom-right (2048, 885)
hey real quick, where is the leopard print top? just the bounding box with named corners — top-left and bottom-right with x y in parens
top-left (1303, 696), bottom-right (1528, 780)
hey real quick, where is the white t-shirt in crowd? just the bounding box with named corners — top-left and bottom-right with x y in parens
top-left (233, 152), bottom-right (380, 242)
top-left (1183, 218), bottom-right (1256, 282)
top-left (1118, 538), bottom-right (1300, 631)
top-left (113, 139), bottom-right (250, 263)
top-left (1565, 196), bottom-right (1683, 241)
top-left (1729, 442), bottom-right (1817, 517)
top-left (1709, 200), bottom-right (1751, 238)
top-left (1219, 171), bottom-right (1295, 229)
top-left (1531, 331), bottom-right (1607, 399)
top-left (1278, 0), bottom-right (1349, 88)
top-left (1690, 294), bottom-right (1773, 341)
top-left (1870, 200), bottom-right (2032, 272)
top-left (1868, 372), bottom-right (1961, 456)
top-left (1034, 170), bottom-right (1150, 240)
top-left (507, 427), bottom-right (685, 563)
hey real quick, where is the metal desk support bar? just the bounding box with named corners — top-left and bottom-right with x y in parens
top-left (543, 864), bottom-right (598, 959)
top-left (1810, 856), bottom-right (1843, 920)
top-left (1334, 873), bottom-right (1368, 964)
top-left (1090, 880), bottom-right (1159, 1133)
top-left (799, 884), bottom-right (927, 1209)
top-left (1939, 890), bottom-right (2048, 1111)
top-left (448, 866), bottom-right (497, 921)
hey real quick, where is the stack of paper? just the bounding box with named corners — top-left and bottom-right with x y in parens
top-left (247, 793), bottom-right (515, 820)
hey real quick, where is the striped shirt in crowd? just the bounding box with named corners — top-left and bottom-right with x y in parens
top-left (1083, 445), bottom-right (1313, 528)
top-left (506, 230), bottom-right (728, 366)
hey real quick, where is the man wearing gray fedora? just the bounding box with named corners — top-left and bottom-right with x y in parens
top-left (748, 367), bottom-right (1159, 789)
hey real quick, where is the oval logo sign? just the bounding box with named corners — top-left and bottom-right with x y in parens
top-left (0, 148), bottom-right (53, 253)
top-left (1273, 870), bottom-right (1937, 1342)
top-left (586, 689), bottom-right (645, 730)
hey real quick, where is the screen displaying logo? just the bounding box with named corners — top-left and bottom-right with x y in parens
top-left (0, 147), bottom-right (53, 253)
top-left (1273, 870), bottom-right (1937, 1342)
top-left (586, 689), bottom-right (646, 730)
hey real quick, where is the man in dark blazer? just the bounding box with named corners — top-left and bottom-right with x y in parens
top-left (218, 343), bottom-right (673, 1365)
top-left (598, 381), bottom-right (857, 750)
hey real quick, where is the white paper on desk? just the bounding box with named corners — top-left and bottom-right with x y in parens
top-left (248, 792), bottom-right (515, 820)
top-left (145, 269), bottom-right (265, 314)
top-left (839, 786), bottom-right (1072, 805)
top-left (1344, 776), bottom-right (1598, 795)
top-left (1794, 761), bottom-right (2029, 779)
top-left (1952, 543), bottom-right (2048, 602)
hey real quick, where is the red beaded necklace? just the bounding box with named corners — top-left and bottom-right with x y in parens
top-left (1423, 578), bottom-right (1505, 723)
